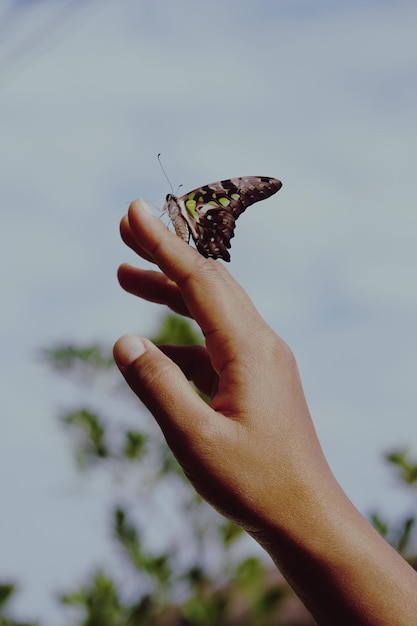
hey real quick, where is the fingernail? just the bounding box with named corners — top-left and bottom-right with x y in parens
top-left (114, 334), bottom-right (146, 368)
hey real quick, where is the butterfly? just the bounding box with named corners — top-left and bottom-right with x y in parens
top-left (163, 176), bottom-right (282, 262)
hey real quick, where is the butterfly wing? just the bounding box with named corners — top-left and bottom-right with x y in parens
top-left (176, 176), bottom-right (282, 261)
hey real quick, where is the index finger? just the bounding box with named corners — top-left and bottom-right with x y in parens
top-left (126, 200), bottom-right (263, 342)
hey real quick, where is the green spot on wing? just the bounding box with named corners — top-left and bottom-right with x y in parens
top-left (185, 199), bottom-right (197, 211)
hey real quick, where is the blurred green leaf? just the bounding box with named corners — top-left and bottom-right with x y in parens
top-left (0, 584), bottom-right (14, 610)
top-left (235, 557), bottom-right (265, 589)
top-left (61, 409), bottom-right (108, 467)
top-left (370, 513), bottom-right (388, 538)
top-left (151, 314), bottom-right (203, 346)
top-left (219, 520), bottom-right (244, 546)
top-left (386, 449), bottom-right (417, 485)
top-left (182, 591), bottom-right (229, 626)
top-left (396, 516), bottom-right (415, 555)
top-left (371, 512), bottom-right (415, 556)
top-left (42, 344), bottom-right (114, 371)
top-left (257, 584), bottom-right (286, 613)
top-left (182, 565), bottom-right (208, 589)
top-left (0, 583), bottom-right (38, 626)
top-left (114, 509), bottom-right (171, 586)
top-left (124, 430), bottom-right (147, 460)
top-left (60, 571), bottom-right (123, 626)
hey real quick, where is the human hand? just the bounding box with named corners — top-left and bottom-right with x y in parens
top-left (113, 199), bottom-right (329, 536)
top-left (114, 200), bottom-right (417, 625)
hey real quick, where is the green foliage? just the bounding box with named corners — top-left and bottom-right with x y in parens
top-left (124, 431), bottom-right (147, 460)
top-left (179, 556), bottom-right (288, 626)
top-left (58, 506), bottom-right (289, 625)
top-left (61, 409), bottom-right (108, 468)
top-left (370, 513), bottom-right (415, 556)
top-left (60, 409), bottom-right (150, 470)
top-left (0, 583), bottom-right (38, 626)
top-left (60, 569), bottom-right (169, 626)
top-left (234, 557), bottom-right (287, 621)
top-left (41, 344), bottom-right (114, 372)
top-left (113, 508), bottom-right (171, 589)
top-left (220, 520), bottom-right (244, 546)
top-left (60, 571), bottom-right (124, 626)
top-left (386, 449), bottom-right (417, 486)
top-left (151, 314), bottom-right (203, 346)
top-left (370, 449), bottom-right (417, 560)
top-left (41, 314), bottom-right (203, 379)
top-left (0, 585), bottom-right (14, 611)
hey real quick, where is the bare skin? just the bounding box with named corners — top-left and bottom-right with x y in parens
top-left (114, 199), bottom-right (417, 625)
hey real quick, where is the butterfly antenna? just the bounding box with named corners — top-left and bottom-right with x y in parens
top-left (157, 153), bottom-right (174, 195)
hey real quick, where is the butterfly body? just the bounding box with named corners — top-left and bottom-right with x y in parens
top-left (164, 176), bottom-right (282, 262)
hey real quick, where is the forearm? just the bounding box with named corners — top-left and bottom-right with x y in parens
top-left (251, 473), bottom-right (417, 626)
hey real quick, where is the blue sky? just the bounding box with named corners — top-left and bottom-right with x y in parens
top-left (1, 0), bottom-right (417, 622)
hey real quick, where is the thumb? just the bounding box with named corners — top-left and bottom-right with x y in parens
top-left (113, 334), bottom-right (210, 442)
